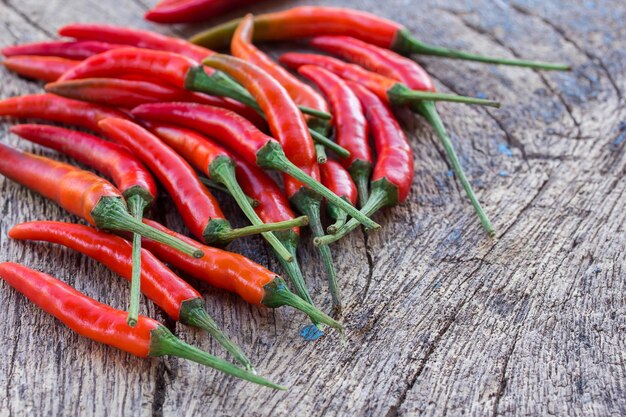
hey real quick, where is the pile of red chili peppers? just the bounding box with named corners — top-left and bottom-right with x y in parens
top-left (0, 4), bottom-right (569, 390)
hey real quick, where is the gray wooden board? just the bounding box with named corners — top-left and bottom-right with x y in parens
top-left (0, 0), bottom-right (624, 416)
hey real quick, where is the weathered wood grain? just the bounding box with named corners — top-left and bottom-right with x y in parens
top-left (0, 0), bottom-right (624, 416)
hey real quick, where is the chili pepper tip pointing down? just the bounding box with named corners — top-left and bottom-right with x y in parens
top-left (0, 263), bottom-right (284, 388)
top-left (190, 6), bottom-right (570, 71)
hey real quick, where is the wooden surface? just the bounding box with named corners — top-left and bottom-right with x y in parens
top-left (1, 0), bottom-right (625, 416)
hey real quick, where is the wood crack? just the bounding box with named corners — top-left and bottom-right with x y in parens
top-left (1, 0), bottom-right (55, 38)
top-left (491, 326), bottom-right (523, 417)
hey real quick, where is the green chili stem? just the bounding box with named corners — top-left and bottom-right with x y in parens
top-left (199, 177), bottom-right (258, 208)
top-left (315, 143), bottom-right (328, 164)
top-left (309, 129), bottom-right (351, 159)
top-left (326, 204), bottom-right (348, 235)
top-left (388, 84), bottom-right (500, 107)
top-left (126, 194), bottom-right (148, 327)
top-left (215, 216), bottom-right (309, 243)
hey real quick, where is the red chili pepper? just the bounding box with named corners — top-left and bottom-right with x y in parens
top-left (44, 77), bottom-right (265, 128)
top-left (145, 0), bottom-right (263, 23)
top-left (9, 221), bottom-right (253, 370)
top-left (280, 52), bottom-right (499, 108)
top-left (0, 262), bottom-right (284, 388)
top-left (191, 6), bottom-right (569, 70)
top-left (230, 13), bottom-right (331, 161)
top-left (59, 23), bottom-right (212, 62)
top-left (316, 82), bottom-right (414, 246)
top-left (9, 123), bottom-right (158, 325)
top-left (0, 141), bottom-right (202, 258)
top-left (298, 65), bottom-right (372, 207)
top-left (141, 219), bottom-right (342, 331)
top-left (2, 40), bottom-right (124, 60)
top-left (0, 93), bottom-right (129, 133)
top-left (309, 37), bottom-right (494, 234)
top-left (97, 117), bottom-right (303, 250)
top-left (320, 159), bottom-right (358, 234)
top-left (142, 121), bottom-right (304, 261)
top-left (3, 56), bottom-right (80, 82)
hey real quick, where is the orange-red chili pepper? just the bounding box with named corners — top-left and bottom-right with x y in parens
top-left (3, 56), bottom-right (80, 82)
top-left (9, 221), bottom-right (252, 370)
top-left (191, 6), bottom-right (569, 70)
top-left (320, 159), bottom-right (358, 234)
top-left (298, 65), bottom-right (372, 207)
top-left (0, 262), bottom-right (283, 388)
top-left (141, 219), bottom-right (342, 331)
top-left (0, 93), bottom-right (129, 133)
top-left (2, 40), bottom-right (124, 60)
top-left (145, 0), bottom-right (263, 23)
top-left (309, 36), bottom-right (494, 234)
top-left (316, 82), bottom-right (414, 246)
top-left (97, 117), bottom-right (302, 250)
top-left (0, 142), bottom-right (201, 258)
top-left (142, 122), bottom-right (302, 261)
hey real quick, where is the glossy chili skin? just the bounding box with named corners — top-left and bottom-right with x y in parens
top-left (11, 124), bottom-right (156, 202)
top-left (3, 56), bottom-right (80, 82)
top-left (310, 36), bottom-right (435, 92)
top-left (145, 0), bottom-right (261, 23)
top-left (9, 222), bottom-right (199, 321)
top-left (191, 6), bottom-right (401, 49)
top-left (45, 78), bottom-right (264, 127)
top-left (0, 262), bottom-right (157, 357)
top-left (2, 40), bottom-right (123, 60)
top-left (320, 160), bottom-right (357, 206)
top-left (97, 118), bottom-right (225, 242)
top-left (142, 219), bottom-right (272, 305)
top-left (349, 82), bottom-right (413, 202)
top-left (231, 14), bottom-right (329, 120)
top-left (298, 65), bottom-right (371, 170)
top-left (280, 52), bottom-right (397, 105)
top-left (58, 48), bottom-right (196, 89)
top-left (0, 142), bottom-right (121, 225)
top-left (204, 53), bottom-right (319, 198)
top-left (131, 102), bottom-right (275, 166)
top-left (59, 23), bottom-right (213, 62)
top-left (0, 93), bottom-right (129, 133)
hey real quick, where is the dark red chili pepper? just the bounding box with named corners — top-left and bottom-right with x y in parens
top-left (298, 65), bottom-right (372, 207)
top-left (1, 40), bottom-right (124, 60)
top-left (316, 82), bottom-right (414, 246)
top-left (141, 219), bottom-right (342, 331)
top-left (0, 142), bottom-right (202, 258)
top-left (231, 13), bottom-right (331, 162)
top-left (0, 262), bottom-right (283, 388)
top-left (145, 0), bottom-right (263, 23)
top-left (191, 6), bottom-right (569, 70)
top-left (59, 23), bottom-right (212, 62)
top-left (97, 117), bottom-right (303, 250)
top-left (9, 221), bottom-right (253, 370)
top-left (44, 77), bottom-right (265, 128)
top-left (3, 56), bottom-right (79, 82)
top-left (0, 93), bottom-right (129, 133)
top-left (280, 52), bottom-right (499, 108)
top-left (142, 121), bottom-right (304, 261)
top-left (320, 159), bottom-right (358, 234)
top-left (310, 36), bottom-right (494, 234)
top-left (9, 123), bottom-right (158, 325)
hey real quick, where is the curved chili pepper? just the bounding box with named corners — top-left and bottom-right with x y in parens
top-left (298, 65), bottom-right (372, 207)
top-left (0, 142), bottom-right (201, 259)
top-left (44, 77), bottom-right (265, 127)
top-left (9, 221), bottom-right (253, 370)
top-left (145, 0), bottom-right (262, 23)
top-left (142, 122), bottom-right (301, 261)
top-left (97, 117), bottom-right (304, 251)
top-left (1, 40), bottom-right (123, 60)
top-left (10, 123), bottom-right (158, 325)
top-left (3, 56), bottom-right (80, 82)
top-left (316, 82), bottom-right (414, 247)
top-left (141, 219), bottom-right (342, 331)
top-left (230, 14), bottom-right (331, 162)
top-left (191, 6), bottom-right (569, 70)
top-left (58, 23), bottom-right (212, 62)
top-left (320, 159), bottom-right (358, 234)
top-left (310, 37), bottom-right (494, 234)
top-left (280, 53), bottom-right (499, 108)
top-left (0, 262), bottom-right (283, 388)
top-left (0, 93), bottom-right (129, 133)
